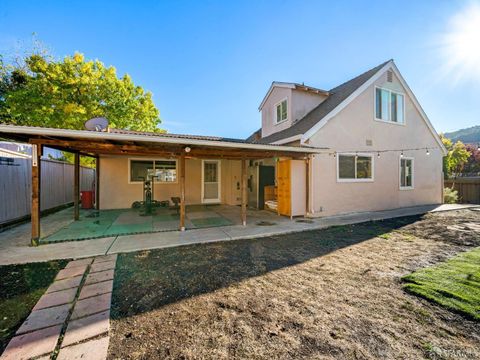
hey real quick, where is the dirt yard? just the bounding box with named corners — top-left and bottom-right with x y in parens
top-left (109, 209), bottom-right (480, 360)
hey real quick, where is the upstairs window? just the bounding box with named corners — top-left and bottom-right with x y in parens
top-left (400, 157), bottom-right (414, 189)
top-left (275, 99), bottom-right (288, 123)
top-left (129, 159), bottom-right (177, 183)
top-left (337, 154), bottom-right (373, 182)
top-left (375, 87), bottom-right (404, 124)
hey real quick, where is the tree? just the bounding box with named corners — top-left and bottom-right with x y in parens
top-left (0, 51), bottom-right (162, 132)
top-left (463, 144), bottom-right (480, 175)
top-left (440, 135), bottom-right (471, 184)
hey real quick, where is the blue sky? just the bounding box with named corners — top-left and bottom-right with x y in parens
top-left (0, 0), bottom-right (478, 138)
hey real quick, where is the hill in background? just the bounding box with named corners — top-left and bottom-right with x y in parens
top-left (444, 125), bottom-right (480, 144)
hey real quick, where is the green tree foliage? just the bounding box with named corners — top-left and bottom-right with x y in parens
top-left (441, 135), bottom-right (471, 181)
top-left (0, 52), bottom-right (162, 132)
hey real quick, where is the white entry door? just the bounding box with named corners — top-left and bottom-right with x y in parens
top-left (202, 160), bottom-right (221, 203)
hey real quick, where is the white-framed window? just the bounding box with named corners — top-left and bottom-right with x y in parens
top-left (275, 98), bottom-right (288, 123)
top-left (375, 86), bottom-right (405, 124)
top-left (399, 157), bottom-right (414, 189)
top-left (129, 158), bottom-right (177, 183)
top-left (337, 153), bottom-right (374, 182)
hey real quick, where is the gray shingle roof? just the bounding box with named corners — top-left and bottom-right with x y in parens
top-left (252, 60), bottom-right (391, 144)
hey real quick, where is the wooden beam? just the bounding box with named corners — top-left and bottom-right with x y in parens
top-left (241, 158), bottom-right (247, 226)
top-left (74, 153), bottom-right (80, 220)
top-left (179, 152), bottom-right (186, 231)
top-left (31, 144), bottom-right (41, 246)
top-left (95, 156), bottom-right (100, 210)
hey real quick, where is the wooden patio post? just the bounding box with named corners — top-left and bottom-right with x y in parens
top-left (31, 144), bottom-right (42, 246)
top-left (241, 158), bottom-right (247, 226)
top-left (74, 152), bottom-right (80, 220)
top-left (179, 152), bottom-right (186, 231)
top-left (95, 156), bottom-right (100, 210)
top-left (306, 155), bottom-right (311, 215)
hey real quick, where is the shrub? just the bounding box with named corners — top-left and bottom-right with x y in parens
top-left (443, 187), bottom-right (458, 204)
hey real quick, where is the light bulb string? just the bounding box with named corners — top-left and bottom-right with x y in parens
top-left (324, 146), bottom-right (438, 157)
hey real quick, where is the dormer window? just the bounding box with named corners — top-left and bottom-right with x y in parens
top-left (275, 98), bottom-right (288, 123)
top-left (375, 87), bottom-right (404, 124)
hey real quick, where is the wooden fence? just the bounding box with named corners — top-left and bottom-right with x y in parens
top-left (0, 158), bottom-right (95, 225)
top-left (445, 177), bottom-right (480, 204)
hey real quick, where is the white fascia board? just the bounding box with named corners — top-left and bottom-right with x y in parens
top-left (271, 134), bottom-right (303, 145)
top-left (258, 82), bottom-right (296, 111)
top-left (301, 61), bottom-right (393, 142)
top-left (0, 125), bottom-right (321, 154)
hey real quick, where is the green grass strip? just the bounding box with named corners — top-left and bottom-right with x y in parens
top-left (402, 247), bottom-right (480, 320)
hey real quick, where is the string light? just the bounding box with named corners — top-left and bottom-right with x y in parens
top-left (377, 152), bottom-right (381, 158)
top-left (326, 146), bottom-right (439, 157)
top-left (400, 151), bottom-right (404, 158)
top-left (426, 148), bottom-right (430, 156)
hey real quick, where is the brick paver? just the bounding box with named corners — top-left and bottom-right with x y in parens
top-left (62, 310), bottom-right (110, 347)
top-left (1, 325), bottom-right (62, 360)
top-left (79, 280), bottom-right (113, 300)
top-left (85, 269), bottom-right (114, 285)
top-left (33, 287), bottom-right (77, 311)
top-left (90, 260), bottom-right (116, 273)
top-left (64, 258), bottom-right (93, 269)
top-left (46, 275), bottom-right (83, 293)
top-left (57, 336), bottom-right (110, 360)
top-left (3, 255), bottom-right (114, 359)
top-left (17, 304), bottom-right (71, 334)
top-left (55, 264), bottom-right (88, 281)
top-left (71, 292), bottom-right (112, 320)
top-left (93, 254), bottom-right (117, 263)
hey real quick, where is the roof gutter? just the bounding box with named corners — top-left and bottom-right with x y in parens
top-left (0, 125), bottom-right (323, 154)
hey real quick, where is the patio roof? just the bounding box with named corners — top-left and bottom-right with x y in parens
top-left (0, 124), bottom-right (325, 159)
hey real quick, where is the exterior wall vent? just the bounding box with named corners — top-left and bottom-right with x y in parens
top-left (387, 70), bottom-right (393, 82)
top-left (366, 139), bottom-right (373, 146)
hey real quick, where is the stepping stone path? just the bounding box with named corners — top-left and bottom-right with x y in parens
top-left (1, 254), bottom-right (117, 360)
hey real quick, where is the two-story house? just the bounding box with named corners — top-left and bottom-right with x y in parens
top-left (0, 59), bottom-right (447, 244)
top-left (247, 59), bottom-right (446, 216)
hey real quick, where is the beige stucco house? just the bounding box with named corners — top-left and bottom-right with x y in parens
top-left (0, 59), bottom-right (447, 244)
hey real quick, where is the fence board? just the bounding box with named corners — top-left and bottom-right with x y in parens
top-left (0, 158), bottom-right (95, 224)
top-left (445, 178), bottom-right (480, 204)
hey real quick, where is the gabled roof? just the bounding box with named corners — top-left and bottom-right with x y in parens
top-left (255, 60), bottom-right (391, 144)
top-left (258, 81), bottom-right (329, 110)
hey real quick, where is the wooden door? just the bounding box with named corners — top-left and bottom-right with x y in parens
top-left (277, 160), bottom-right (291, 216)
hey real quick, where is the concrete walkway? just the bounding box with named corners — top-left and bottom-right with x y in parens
top-left (1, 255), bottom-right (116, 360)
top-left (0, 204), bottom-right (477, 265)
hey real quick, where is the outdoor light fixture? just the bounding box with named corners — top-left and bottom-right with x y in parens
top-left (184, 146), bottom-right (191, 153)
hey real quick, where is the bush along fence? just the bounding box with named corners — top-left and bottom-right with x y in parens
top-left (0, 157), bottom-right (95, 227)
top-left (444, 177), bottom-right (480, 204)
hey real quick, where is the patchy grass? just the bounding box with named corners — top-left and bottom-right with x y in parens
top-left (0, 260), bottom-right (68, 352)
top-left (109, 209), bottom-right (480, 359)
top-left (403, 247), bottom-right (480, 320)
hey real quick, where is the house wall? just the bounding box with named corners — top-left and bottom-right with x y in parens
top-left (307, 71), bottom-right (443, 216)
top-left (99, 156), bottom-right (242, 209)
top-left (261, 87), bottom-right (326, 139)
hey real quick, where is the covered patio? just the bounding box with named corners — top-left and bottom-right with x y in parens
top-left (0, 125), bottom-right (321, 246)
top-left (41, 205), bottom-right (281, 244)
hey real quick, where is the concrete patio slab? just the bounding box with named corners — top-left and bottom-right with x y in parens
top-left (46, 275), bottom-right (83, 293)
top-left (90, 260), bottom-right (116, 273)
top-left (62, 310), bottom-right (110, 347)
top-left (79, 280), bottom-right (114, 300)
top-left (57, 336), bottom-right (109, 360)
top-left (33, 287), bottom-right (77, 311)
top-left (55, 264), bottom-right (88, 280)
top-left (84, 269), bottom-right (114, 285)
top-left (17, 304), bottom-right (71, 334)
top-left (71, 292), bottom-right (112, 320)
top-left (1, 325), bottom-right (62, 360)
top-left (64, 258), bottom-right (93, 269)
